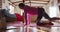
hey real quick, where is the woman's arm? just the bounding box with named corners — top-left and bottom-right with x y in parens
top-left (24, 12), bottom-right (27, 25)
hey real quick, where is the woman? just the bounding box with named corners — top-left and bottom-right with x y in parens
top-left (18, 3), bottom-right (53, 26)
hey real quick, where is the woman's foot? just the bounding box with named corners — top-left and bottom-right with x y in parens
top-left (37, 22), bottom-right (53, 26)
top-left (46, 22), bottom-right (53, 25)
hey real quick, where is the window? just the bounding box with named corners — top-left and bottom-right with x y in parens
top-left (9, 5), bottom-right (14, 14)
top-left (49, 6), bottom-right (57, 18)
top-left (20, 9), bottom-right (24, 16)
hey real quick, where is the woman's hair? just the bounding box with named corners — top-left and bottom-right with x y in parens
top-left (18, 3), bottom-right (25, 8)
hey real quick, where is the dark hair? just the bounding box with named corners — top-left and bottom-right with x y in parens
top-left (18, 3), bottom-right (25, 8)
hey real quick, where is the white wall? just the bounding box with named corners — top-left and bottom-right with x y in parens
top-left (49, 0), bottom-right (59, 18)
top-left (2, 0), bottom-right (10, 9)
top-left (14, 6), bottom-right (22, 15)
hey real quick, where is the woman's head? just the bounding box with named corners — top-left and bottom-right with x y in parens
top-left (18, 3), bottom-right (25, 9)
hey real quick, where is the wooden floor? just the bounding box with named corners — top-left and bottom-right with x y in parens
top-left (0, 21), bottom-right (60, 32)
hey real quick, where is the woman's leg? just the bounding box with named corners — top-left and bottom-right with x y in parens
top-left (36, 8), bottom-right (53, 26)
top-left (43, 10), bottom-right (53, 25)
top-left (36, 8), bottom-right (44, 26)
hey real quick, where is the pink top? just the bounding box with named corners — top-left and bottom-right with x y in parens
top-left (24, 5), bottom-right (38, 15)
